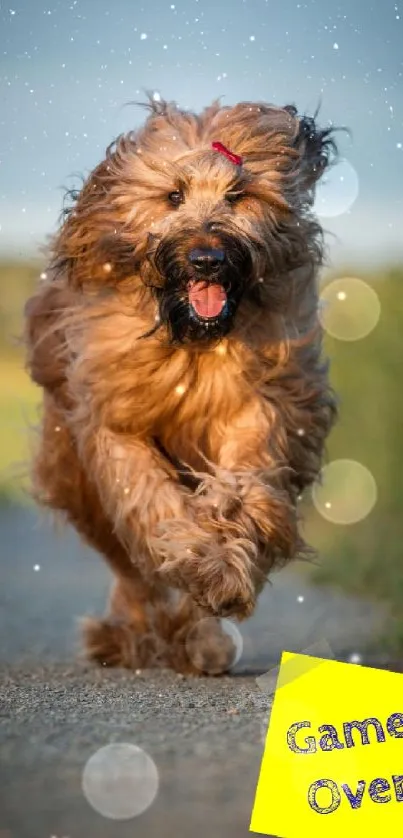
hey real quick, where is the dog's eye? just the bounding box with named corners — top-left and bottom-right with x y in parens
top-left (168, 190), bottom-right (184, 207)
top-left (225, 191), bottom-right (244, 204)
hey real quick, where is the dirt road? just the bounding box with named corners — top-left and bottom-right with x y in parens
top-left (0, 505), bottom-right (388, 838)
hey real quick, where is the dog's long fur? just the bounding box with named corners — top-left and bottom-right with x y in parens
top-left (24, 98), bottom-right (338, 674)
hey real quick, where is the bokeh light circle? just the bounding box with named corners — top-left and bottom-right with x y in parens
top-left (82, 743), bottom-right (159, 820)
top-left (185, 617), bottom-right (243, 675)
top-left (221, 618), bottom-right (244, 666)
top-left (312, 460), bottom-right (377, 525)
top-left (319, 277), bottom-right (381, 341)
top-left (314, 158), bottom-right (359, 218)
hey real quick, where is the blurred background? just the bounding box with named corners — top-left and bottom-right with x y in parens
top-left (1, 0), bottom-right (403, 659)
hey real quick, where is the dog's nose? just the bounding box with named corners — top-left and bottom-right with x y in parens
top-left (188, 248), bottom-right (225, 273)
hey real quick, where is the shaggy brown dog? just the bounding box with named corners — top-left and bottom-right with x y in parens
top-left (24, 97), bottom-right (338, 675)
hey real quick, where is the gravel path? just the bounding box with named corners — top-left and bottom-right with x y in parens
top-left (0, 664), bottom-right (271, 838)
top-left (0, 505), bottom-right (389, 837)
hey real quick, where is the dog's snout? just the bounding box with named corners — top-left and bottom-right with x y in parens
top-left (188, 247), bottom-right (226, 273)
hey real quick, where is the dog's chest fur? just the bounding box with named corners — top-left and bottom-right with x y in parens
top-left (73, 304), bottom-right (265, 472)
top-left (150, 342), bottom-right (257, 469)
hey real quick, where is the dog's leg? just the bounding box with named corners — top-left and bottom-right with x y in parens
top-left (72, 427), bottom-right (188, 559)
top-left (76, 425), bottom-right (270, 623)
top-left (35, 397), bottom-right (255, 642)
top-left (84, 579), bottom-right (236, 675)
top-left (74, 426), bottom-right (229, 594)
top-left (32, 397), bottom-right (170, 668)
top-left (82, 573), bottom-right (169, 669)
top-left (210, 399), bottom-right (301, 564)
top-left (155, 399), bottom-right (301, 619)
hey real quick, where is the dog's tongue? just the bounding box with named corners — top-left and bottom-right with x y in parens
top-left (188, 281), bottom-right (227, 319)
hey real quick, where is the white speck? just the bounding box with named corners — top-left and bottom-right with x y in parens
top-left (9, 8), bottom-right (16, 14)
top-left (170, 3), bottom-right (175, 7)
top-left (33, 564), bottom-right (41, 572)
top-left (297, 428), bottom-right (305, 436)
top-left (333, 42), bottom-right (339, 49)
top-left (337, 291), bottom-right (347, 301)
top-left (175, 384), bottom-right (186, 395)
top-left (397, 142), bottom-right (402, 149)
top-left (325, 501), bottom-right (332, 509)
top-left (123, 487), bottom-right (130, 495)
top-left (152, 90), bottom-right (161, 101)
top-left (103, 262), bottom-right (112, 273)
top-left (54, 425), bottom-right (61, 432)
top-left (297, 595), bottom-right (304, 603)
top-left (249, 35), bottom-right (255, 41)
top-left (40, 271), bottom-right (47, 280)
top-left (349, 652), bottom-right (362, 664)
top-left (163, 44), bottom-right (168, 49)
top-left (140, 32), bottom-right (147, 40)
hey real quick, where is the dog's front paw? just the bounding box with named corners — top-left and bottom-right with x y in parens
top-left (191, 543), bottom-right (257, 619)
top-left (155, 522), bottom-right (257, 620)
top-left (192, 573), bottom-right (256, 620)
top-left (196, 467), bottom-right (301, 569)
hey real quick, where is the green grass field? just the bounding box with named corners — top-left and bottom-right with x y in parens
top-left (0, 358), bottom-right (40, 502)
top-left (0, 358), bottom-right (40, 501)
top-left (0, 260), bottom-right (44, 501)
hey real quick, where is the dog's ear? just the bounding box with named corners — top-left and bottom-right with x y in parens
top-left (24, 283), bottom-right (72, 392)
top-left (284, 106), bottom-right (339, 199)
top-left (51, 134), bottom-right (142, 289)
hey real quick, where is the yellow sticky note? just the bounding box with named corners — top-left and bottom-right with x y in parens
top-left (250, 652), bottom-right (403, 837)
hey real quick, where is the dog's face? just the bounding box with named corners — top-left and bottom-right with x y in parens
top-left (57, 99), bottom-right (338, 344)
top-left (147, 203), bottom-right (256, 344)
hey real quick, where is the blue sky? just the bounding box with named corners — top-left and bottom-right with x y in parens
top-left (1, 0), bottom-right (402, 269)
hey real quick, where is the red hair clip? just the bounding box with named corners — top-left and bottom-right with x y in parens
top-left (211, 141), bottom-right (243, 167)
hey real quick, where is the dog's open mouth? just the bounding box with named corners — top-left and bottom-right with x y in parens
top-left (187, 280), bottom-right (227, 320)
